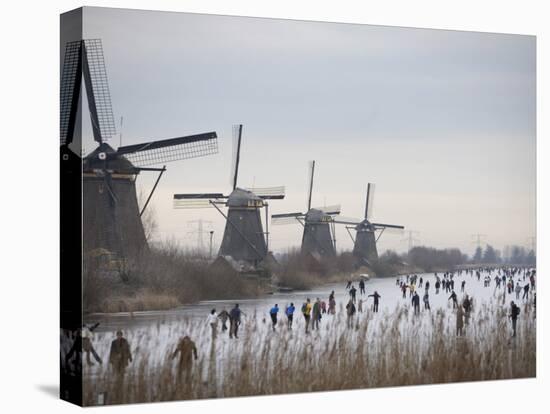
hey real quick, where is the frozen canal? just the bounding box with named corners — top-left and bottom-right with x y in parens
top-left (86, 270), bottom-right (533, 332)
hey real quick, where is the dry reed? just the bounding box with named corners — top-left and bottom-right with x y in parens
top-left (81, 299), bottom-right (536, 406)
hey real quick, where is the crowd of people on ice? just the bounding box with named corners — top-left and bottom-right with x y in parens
top-left (392, 266), bottom-right (536, 337)
top-left (199, 266), bottom-right (536, 341)
top-left (63, 266), bottom-right (536, 389)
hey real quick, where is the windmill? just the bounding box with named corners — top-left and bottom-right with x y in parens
top-left (336, 183), bottom-right (404, 265)
top-left (271, 161), bottom-right (341, 259)
top-left (60, 39), bottom-right (218, 258)
top-left (173, 124), bottom-right (285, 266)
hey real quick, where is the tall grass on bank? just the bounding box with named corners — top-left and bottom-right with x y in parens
top-left (275, 249), bottom-right (358, 290)
top-left (96, 290), bottom-right (180, 313)
top-left (83, 241), bottom-right (263, 313)
top-left (82, 298), bottom-right (536, 405)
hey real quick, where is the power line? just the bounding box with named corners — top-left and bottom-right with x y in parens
top-left (471, 234), bottom-right (487, 249)
top-left (187, 219), bottom-right (213, 251)
top-left (401, 230), bottom-right (420, 251)
top-left (526, 236), bottom-right (536, 253)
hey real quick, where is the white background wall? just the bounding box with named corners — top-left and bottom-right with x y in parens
top-left (0, 0), bottom-right (547, 413)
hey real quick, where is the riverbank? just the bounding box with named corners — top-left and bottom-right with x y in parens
top-left (85, 263), bottom-right (441, 315)
top-left (86, 272), bottom-right (345, 315)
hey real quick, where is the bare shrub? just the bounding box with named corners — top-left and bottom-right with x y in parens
top-left (83, 240), bottom-right (262, 313)
top-left (408, 246), bottom-right (467, 271)
top-left (99, 290), bottom-right (180, 313)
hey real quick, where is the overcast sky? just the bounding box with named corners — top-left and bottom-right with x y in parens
top-left (65, 6), bottom-right (536, 255)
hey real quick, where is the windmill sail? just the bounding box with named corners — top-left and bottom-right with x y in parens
top-left (270, 160), bottom-right (340, 258)
top-left (173, 199), bottom-right (215, 209)
top-left (332, 216), bottom-right (362, 226)
top-left (173, 192), bottom-right (226, 209)
top-left (81, 39), bottom-right (117, 144)
top-left (365, 183), bottom-right (375, 220)
top-left (271, 216), bottom-right (304, 225)
top-left (230, 124), bottom-right (243, 190)
top-left (60, 39), bottom-right (116, 146)
top-left (173, 193), bottom-right (226, 199)
top-left (60, 41), bottom-right (83, 146)
top-left (371, 222), bottom-right (405, 230)
top-left (352, 183), bottom-right (404, 265)
top-left (117, 132), bottom-right (218, 167)
top-left (272, 212), bottom-right (304, 219)
top-left (244, 186), bottom-right (285, 199)
top-left (173, 124), bottom-right (284, 265)
top-left (306, 160), bottom-right (315, 211)
top-left (67, 38), bottom-right (219, 260)
top-left (312, 204), bottom-right (341, 216)
top-left (271, 212), bottom-right (304, 225)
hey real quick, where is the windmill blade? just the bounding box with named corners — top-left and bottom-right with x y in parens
top-left (116, 132), bottom-right (218, 167)
top-left (81, 39), bottom-right (117, 144)
top-left (173, 193), bottom-right (226, 199)
top-left (271, 216), bottom-right (303, 225)
top-left (173, 199), bottom-right (214, 209)
top-left (332, 216), bottom-right (362, 226)
top-left (372, 222), bottom-right (405, 230)
top-left (230, 124), bottom-right (243, 190)
top-left (60, 41), bottom-right (83, 146)
top-left (272, 212), bottom-right (304, 219)
top-left (312, 204), bottom-right (341, 216)
top-left (306, 160), bottom-right (316, 211)
top-left (244, 186), bottom-right (285, 199)
top-left (271, 212), bottom-right (304, 225)
top-left (173, 193), bottom-right (226, 209)
top-left (365, 183), bottom-right (376, 220)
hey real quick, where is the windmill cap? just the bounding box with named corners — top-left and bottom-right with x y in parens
top-left (84, 142), bottom-right (136, 171)
top-left (305, 208), bottom-right (330, 222)
top-left (227, 188), bottom-right (263, 207)
top-left (356, 219), bottom-right (374, 231)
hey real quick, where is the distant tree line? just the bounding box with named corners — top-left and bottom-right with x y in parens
top-left (406, 246), bottom-right (468, 271)
top-left (469, 244), bottom-right (535, 265)
top-left (391, 243), bottom-right (536, 272)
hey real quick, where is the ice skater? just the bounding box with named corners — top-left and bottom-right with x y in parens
top-left (522, 284), bottom-right (530, 300)
top-left (171, 335), bottom-right (198, 384)
top-left (109, 330), bottom-right (132, 377)
top-left (269, 304), bottom-right (279, 331)
top-left (411, 291), bottom-right (420, 315)
top-left (448, 291), bottom-right (458, 309)
top-left (368, 291), bottom-right (381, 313)
top-left (285, 302), bottom-right (295, 330)
top-left (81, 323), bottom-right (102, 366)
top-left (218, 309), bottom-right (230, 332)
top-left (346, 299), bottom-right (356, 328)
top-left (509, 301), bottom-right (520, 337)
top-left (456, 304), bottom-right (464, 336)
top-left (312, 298), bottom-right (322, 331)
top-left (229, 304), bottom-right (241, 339)
top-left (302, 298), bottom-right (312, 334)
top-left (423, 292), bottom-right (431, 310)
top-left (206, 309), bottom-right (218, 339)
top-left (349, 285), bottom-right (357, 304)
top-left (515, 283), bottom-right (522, 300)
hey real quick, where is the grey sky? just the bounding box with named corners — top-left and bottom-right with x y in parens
top-left (70, 6), bottom-right (536, 255)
